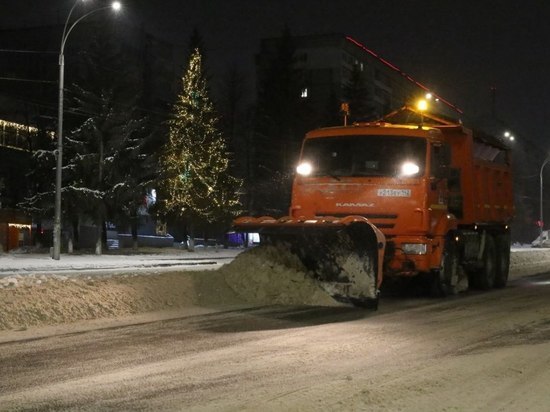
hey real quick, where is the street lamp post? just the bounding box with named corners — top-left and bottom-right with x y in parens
top-left (52, 0), bottom-right (121, 260)
top-left (539, 156), bottom-right (550, 247)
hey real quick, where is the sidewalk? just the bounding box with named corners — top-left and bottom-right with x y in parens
top-left (0, 247), bottom-right (244, 277)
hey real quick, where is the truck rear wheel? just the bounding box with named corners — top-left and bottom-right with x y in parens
top-left (431, 236), bottom-right (459, 297)
top-left (471, 234), bottom-right (496, 290)
top-left (494, 233), bottom-right (511, 288)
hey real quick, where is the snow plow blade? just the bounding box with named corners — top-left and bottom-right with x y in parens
top-left (233, 216), bottom-right (386, 308)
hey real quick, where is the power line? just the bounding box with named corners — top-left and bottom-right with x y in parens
top-left (0, 48), bottom-right (57, 54)
top-left (1, 91), bottom-right (174, 119)
top-left (0, 77), bottom-right (56, 84)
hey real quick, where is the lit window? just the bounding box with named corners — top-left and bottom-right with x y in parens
top-left (301, 88), bottom-right (308, 98)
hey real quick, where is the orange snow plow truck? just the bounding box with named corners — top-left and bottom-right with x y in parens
top-left (234, 107), bottom-right (514, 308)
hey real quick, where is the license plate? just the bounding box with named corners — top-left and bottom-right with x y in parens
top-left (377, 189), bottom-right (411, 197)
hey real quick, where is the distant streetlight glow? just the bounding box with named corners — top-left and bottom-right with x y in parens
top-left (52, 0), bottom-right (122, 260)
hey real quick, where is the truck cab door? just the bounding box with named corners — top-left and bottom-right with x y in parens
top-left (431, 143), bottom-right (463, 218)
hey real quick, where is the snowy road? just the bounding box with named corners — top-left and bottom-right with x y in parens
top-left (1, 271), bottom-right (550, 411)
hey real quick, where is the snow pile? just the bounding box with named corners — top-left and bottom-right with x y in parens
top-left (509, 248), bottom-right (550, 277)
top-left (0, 245), bottom-right (339, 331)
top-left (0, 271), bottom-right (245, 330)
top-left (221, 244), bottom-right (341, 307)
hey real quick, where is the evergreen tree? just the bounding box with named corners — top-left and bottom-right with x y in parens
top-left (219, 65), bottom-right (249, 179)
top-left (19, 22), bottom-right (157, 251)
top-left (18, 132), bottom-right (62, 247)
top-left (62, 25), bottom-right (153, 253)
top-left (18, 149), bottom-right (55, 218)
top-left (252, 27), bottom-right (307, 215)
top-left (158, 48), bottom-right (241, 250)
top-left (187, 28), bottom-right (206, 64)
top-left (343, 63), bottom-right (376, 123)
top-left (323, 89), bottom-right (345, 127)
top-left (255, 27), bottom-right (301, 171)
top-left (64, 87), bottom-right (150, 253)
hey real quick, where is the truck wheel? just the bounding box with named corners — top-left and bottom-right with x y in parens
top-left (431, 236), bottom-right (459, 297)
top-left (494, 233), bottom-right (511, 288)
top-left (474, 234), bottom-right (497, 290)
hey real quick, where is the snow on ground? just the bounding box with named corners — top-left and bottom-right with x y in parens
top-left (0, 245), bottom-right (341, 331)
top-left (0, 246), bottom-right (549, 331)
top-left (509, 247), bottom-right (550, 278)
top-left (0, 246), bottom-right (240, 276)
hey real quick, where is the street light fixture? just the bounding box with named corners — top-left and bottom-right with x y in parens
top-left (52, 0), bottom-right (121, 260)
top-left (539, 156), bottom-right (550, 247)
top-left (416, 98), bottom-right (428, 125)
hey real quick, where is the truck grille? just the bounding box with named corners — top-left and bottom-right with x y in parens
top-left (316, 213), bottom-right (397, 228)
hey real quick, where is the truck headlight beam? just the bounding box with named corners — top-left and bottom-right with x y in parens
top-left (400, 161), bottom-right (420, 176)
top-left (296, 162), bottom-right (313, 176)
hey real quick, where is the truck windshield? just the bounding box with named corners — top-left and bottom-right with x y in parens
top-left (300, 135), bottom-right (427, 177)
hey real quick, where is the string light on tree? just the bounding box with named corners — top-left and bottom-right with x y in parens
top-left (158, 48), bottom-right (242, 246)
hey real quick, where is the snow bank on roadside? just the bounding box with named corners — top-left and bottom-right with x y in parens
top-left (510, 248), bottom-right (550, 278)
top-left (0, 245), bottom-right (340, 331)
top-left (1, 247), bottom-right (549, 331)
top-left (0, 271), bottom-right (246, 330)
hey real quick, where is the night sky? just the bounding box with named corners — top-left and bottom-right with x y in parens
top-left (2, 0), bottom-right (550, 148)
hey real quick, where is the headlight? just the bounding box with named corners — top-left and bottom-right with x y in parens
top-left (296, 162), bottom-right (313, 176)
top-left (400, 161), bottom-right (420, 176)
top-left (401, 243), bottom-right (427, 255)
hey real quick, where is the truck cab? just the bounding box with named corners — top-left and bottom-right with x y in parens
top-left (291, 122), bottom-right (451, 277)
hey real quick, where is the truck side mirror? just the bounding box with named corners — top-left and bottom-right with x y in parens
top-left (432, 144), bottom-right (451, 179)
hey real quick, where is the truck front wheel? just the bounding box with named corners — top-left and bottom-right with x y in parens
top-left (471, 234), bottom-right (496, 290)
top-left (431, 236), bottom-right (459, 297)
top-left (494, 233), bottom-right (511, 288)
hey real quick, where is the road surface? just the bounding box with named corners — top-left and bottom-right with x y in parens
top-left (1, 271), bottom-right (549, 411)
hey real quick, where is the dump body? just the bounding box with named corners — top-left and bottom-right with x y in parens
top-left (439, 125), bottom-right (514, 226)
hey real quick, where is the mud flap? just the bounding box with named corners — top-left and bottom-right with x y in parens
top-left (260, 221), bottom-right (383, 308)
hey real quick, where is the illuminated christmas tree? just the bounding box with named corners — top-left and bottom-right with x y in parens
top-left (159, 48), bottom-right (241, 245)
